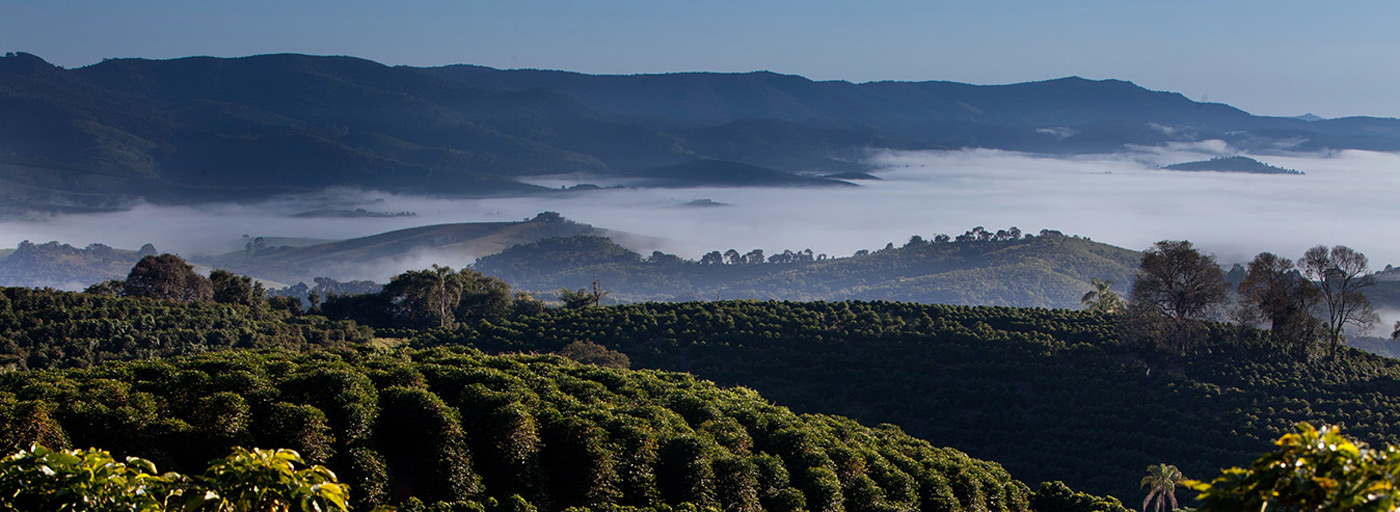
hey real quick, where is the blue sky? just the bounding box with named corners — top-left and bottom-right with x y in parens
top-left (4, 0), bottom-right (1398, 118)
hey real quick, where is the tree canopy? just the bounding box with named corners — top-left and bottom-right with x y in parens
top-left (123, 254), bottom-right (213, 303)
top-left (1130, 240), bottom-right (1228, 322)
top-left (1237, 252), bottom-right (1320, 357)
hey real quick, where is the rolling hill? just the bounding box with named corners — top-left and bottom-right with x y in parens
top-left (1163, 156), bottom-right (1303, 174)
top-left (0, 315), bottom-right (1125, 511)
top-left (423, 300), bottom-right (1400, 504)
top-left (11, 283), bottom-right (1400, 507)
top-left (202, 212), bottom-right (629, 283)
top-left (5, 51), bottom-right (1400, 211)
top-left (473, 231), bottom-right (1142, 308)
top-left (0, 240), bottom-right (155, 289)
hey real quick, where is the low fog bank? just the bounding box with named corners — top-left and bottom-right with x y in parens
top-left (1, 143), bottom-right (1398, 284)
top-left (863, 144), bottom-right (1400, 269)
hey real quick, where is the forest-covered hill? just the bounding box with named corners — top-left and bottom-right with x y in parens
top-left (8, 284), bottom-right (1400, 507)
top-left (408, 301), bottom-right (1400, 503)
top-left (6, 51), bottom-right (1400, 210)
top-left (0, 213), bottom-right (622, 288)
top-left (205, 212), bottom-right (623, 284)
top-left (0, 344), bottom-right (1124, 512)
top-left (1162, 156), bottom-right (1302, 175)
top-left (473, 231), bottom-right (1141, 308)
top-left (0, 240), bottom-right (153, 290)
top-left (0, 221), bottom-right (1140, 308)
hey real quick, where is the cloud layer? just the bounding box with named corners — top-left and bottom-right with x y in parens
top-left (3, 144), bottom-right (1398, 285)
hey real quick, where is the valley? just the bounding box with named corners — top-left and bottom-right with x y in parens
top-left (3, 40), bottom-right (1400, 511)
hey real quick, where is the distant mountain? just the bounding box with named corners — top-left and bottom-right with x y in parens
top-left (1163, 156), bottom-right (1303, 174)
top-left (474, 231), bottom-right (1142, 308)
top-left (4, 51), bottom-right (1400, 211)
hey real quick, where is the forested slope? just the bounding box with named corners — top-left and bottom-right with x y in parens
top-left (474, 232), bottom-right (1140, 308)
top-left (411, 301), bottom-right (1400, 503)
top-left (10, 284), bottom-right (1400, 508)
top-left (0, 346), bottom-right (1121, 512)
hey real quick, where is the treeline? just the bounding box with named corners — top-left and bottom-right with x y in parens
top-left (0, 346), bottom-right (1123, 512)
top-left (0, 240), bottom-right (153, 289)
top-left (691, 228), bottom-right (1081, 266)
top-left (472, 232), bottom-right (1138, 307)
top-left (1118, 240), bottom-right (1387, 360)
top-left (400, 299), bottom-right (1400, 503)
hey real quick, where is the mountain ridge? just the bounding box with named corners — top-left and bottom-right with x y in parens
top-left (5, 51), bottom-right (1400, 212)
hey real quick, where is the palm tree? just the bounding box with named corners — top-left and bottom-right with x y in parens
top-left (1140, 463), bottom-right (1184, 512)
top-left (1081, 278), bottom-right (1124, 313)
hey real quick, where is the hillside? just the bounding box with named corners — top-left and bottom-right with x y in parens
top-left (203, 212), bottom-right (620, 283)
top-left (5, 52), bottom-right (1400, 210)
top-left (473, 231), bottom-right (1141, 308)
top-left (8, 283), bottom-right (1400, 506)
top-left (1162, 156), bottom-right (1303, 174)
top-left (0, 343), bottom-right (1123, 512)
top-left (0, 218), bottom-right (1136, 307)
top-left (0, 240), bottom-right (154, 289)
top-left (414, 300), bottom-right (1400, 504)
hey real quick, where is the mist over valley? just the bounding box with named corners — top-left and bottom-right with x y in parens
top-left (10, 3), bottom-right (1400, 510)
top-left (3, 144), bottom-right (1396, 284)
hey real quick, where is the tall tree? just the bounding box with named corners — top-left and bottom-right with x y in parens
top-left (383, 265), bottom-right (464, 328)
top-left (1238, 252), bottom-right (1321, 357)
top-left (210, 269), bottom-right (266, 307)
top-left (1301, 245), bottom-right (1380, 357)
top-left (1140, 463), bottom-right (1183, 512)
top-left (1131, 241), bottom-right (1229, 321)
top-left (1128, 241), bottom-right (1229, 354)
top-left (122, 254), bottom-right (212, 303)
top-left (454, 270), bottom-right (512, 320)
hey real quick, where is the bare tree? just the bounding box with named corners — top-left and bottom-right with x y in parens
top-left (1300, 245), bottom-right (1380, 357)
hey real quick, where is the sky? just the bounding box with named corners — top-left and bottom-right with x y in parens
top-left (3, 0), bottom-right (1399, 119)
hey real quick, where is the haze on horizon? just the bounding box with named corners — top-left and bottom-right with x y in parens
top-left (2, 145), bottom-right (1397, 285)
top-left (3, 0), bottom-right (1399, 119)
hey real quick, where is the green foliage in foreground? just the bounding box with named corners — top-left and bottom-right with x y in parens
top-left (0, 347), bottom-right (1119, 512)
top-left (410, 300), bottom-right (1400, 503)
top-left (0, 444), bottom-right (348, 512)
top-left (1190, 423), bottom-right (1400, 512)
top-left (0, 287), bottom-right (371, 369)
